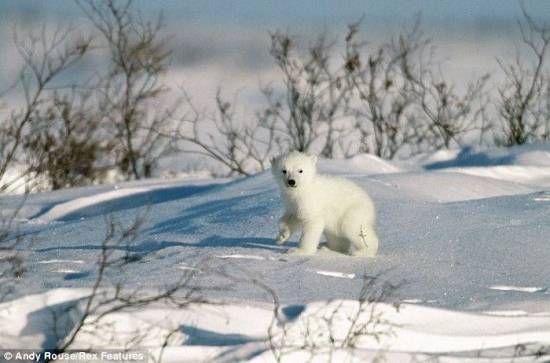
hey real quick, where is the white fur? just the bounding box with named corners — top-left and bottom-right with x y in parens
top-left (272, 151), bottom-right (379, 257)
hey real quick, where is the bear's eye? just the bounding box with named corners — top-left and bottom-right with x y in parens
top-left (298, 170), bottom-right (303, 173)
top-left (282, 169), bottom-right (287, 174)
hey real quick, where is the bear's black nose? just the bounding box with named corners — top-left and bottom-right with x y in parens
top-left (288, 179), bottom-right (296, 186)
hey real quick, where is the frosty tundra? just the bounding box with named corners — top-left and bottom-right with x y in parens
top-left (272, 151), bottom-right (379, 256)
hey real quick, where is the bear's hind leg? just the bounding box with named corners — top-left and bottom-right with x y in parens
top-left (325, 233), bottom-right (351, 254)
top-left (347, 225), bottom-right (379, 257)
top-left (341, 208), bottom-right (379, 257)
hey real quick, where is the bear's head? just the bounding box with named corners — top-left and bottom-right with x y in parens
top-left (271, 151), bottom-right (318, 191)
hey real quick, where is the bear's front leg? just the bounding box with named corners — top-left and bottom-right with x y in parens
top-left (287, 221), bottom-right (323, 255)
top-left (276, 212), bottom-right (299, 245)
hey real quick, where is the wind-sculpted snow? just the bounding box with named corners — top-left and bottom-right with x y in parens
top-left (2, 148), bottom-right (550, 360)
top-left (424, 143), bottom-right (550, 169)
top-left (2, 289), bottom-right (550, 362)
top-left (10, 155), bottom-right (550, 309)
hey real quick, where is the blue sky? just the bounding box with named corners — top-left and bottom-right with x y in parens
top-left (1, 0), bottom-right (548, 28)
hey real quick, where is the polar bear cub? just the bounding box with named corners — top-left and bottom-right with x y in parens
top-left (272, 151), bottom-right (379, 256)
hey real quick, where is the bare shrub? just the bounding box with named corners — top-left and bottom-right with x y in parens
top-left (178, 19), bottom-right (492, 174)
top-left (265, 272), bottom-right (403, 362)
top-left (49, 213), bottom-right (209, 360)
top-left (22, 89), bottom-right (109, 190)
top-left (173, 29), bottom-right (357, 176)
top-left (0, 26), bottom-right (92, 192)
top-left (259, 31), bottom-right (354, 158)
top-left (77, 0), bottom-right (176, 180)
top-left (1, 0), bottom-right (177, 191)
top-left (413, 72), bottom-right (490, 150)
top-left (496, 7), bottom-right (550, 146)
top-left (0, 201), bottom-right (26, 304)
top-left (342, 21), bottom-right (423, 159)
top-left (4, 3), bottom-right (548, 186)
top-left (173, 90), bottom-right (277, 176)
top-left (345, 19), bottom-right (489, 158)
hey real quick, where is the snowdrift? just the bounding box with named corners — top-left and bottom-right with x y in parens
top-left (2, 147), bottom-right (550, 361)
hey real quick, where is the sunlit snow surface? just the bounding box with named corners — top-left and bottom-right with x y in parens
top-left (1, 144), bottom-right (550, 361)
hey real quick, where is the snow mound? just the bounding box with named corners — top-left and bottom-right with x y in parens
top-left (440, 166), bottom-right (550, 188)
top-left (3, 289), bottom-right (550, 362)
top-left (368, 171), bottom-right (536, 202)
top-left (33, 181), bottom-right (221, 222)
top-left (37, 187), bottom-right (151, 222)
top-left (399, 144), bottom-right (550, 188)
top-left (3, 144), bottom-right (550, 359)
top-left (319, 153), bottom-right (401, 175)
top-left (425, 143), bottom-right (550, 169)
top-left (31, 166), bottom-right (538, 224)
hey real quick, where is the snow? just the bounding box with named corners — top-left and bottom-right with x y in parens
top-left (312, 270), bottom-right (357, 279)
top-left (318, 153), bottom-right (401, 175)
top-left (36, 259), bottom-right (85, 264)
top-left (215, 254), bottom-right (268, 260)
top-left (2, 146), bottom-right (550, 361)
top-left (489, 286), bottom-right (547, 293)
top-left (423, 144), bottom-right (550, 169)
top-left (2, 290), bottom-right (550, 362)
top-left (38, 187), bottom-right (152, 222)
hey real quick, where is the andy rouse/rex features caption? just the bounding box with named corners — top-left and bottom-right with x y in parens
top-left (0, 350), bottom-right (147, 363)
